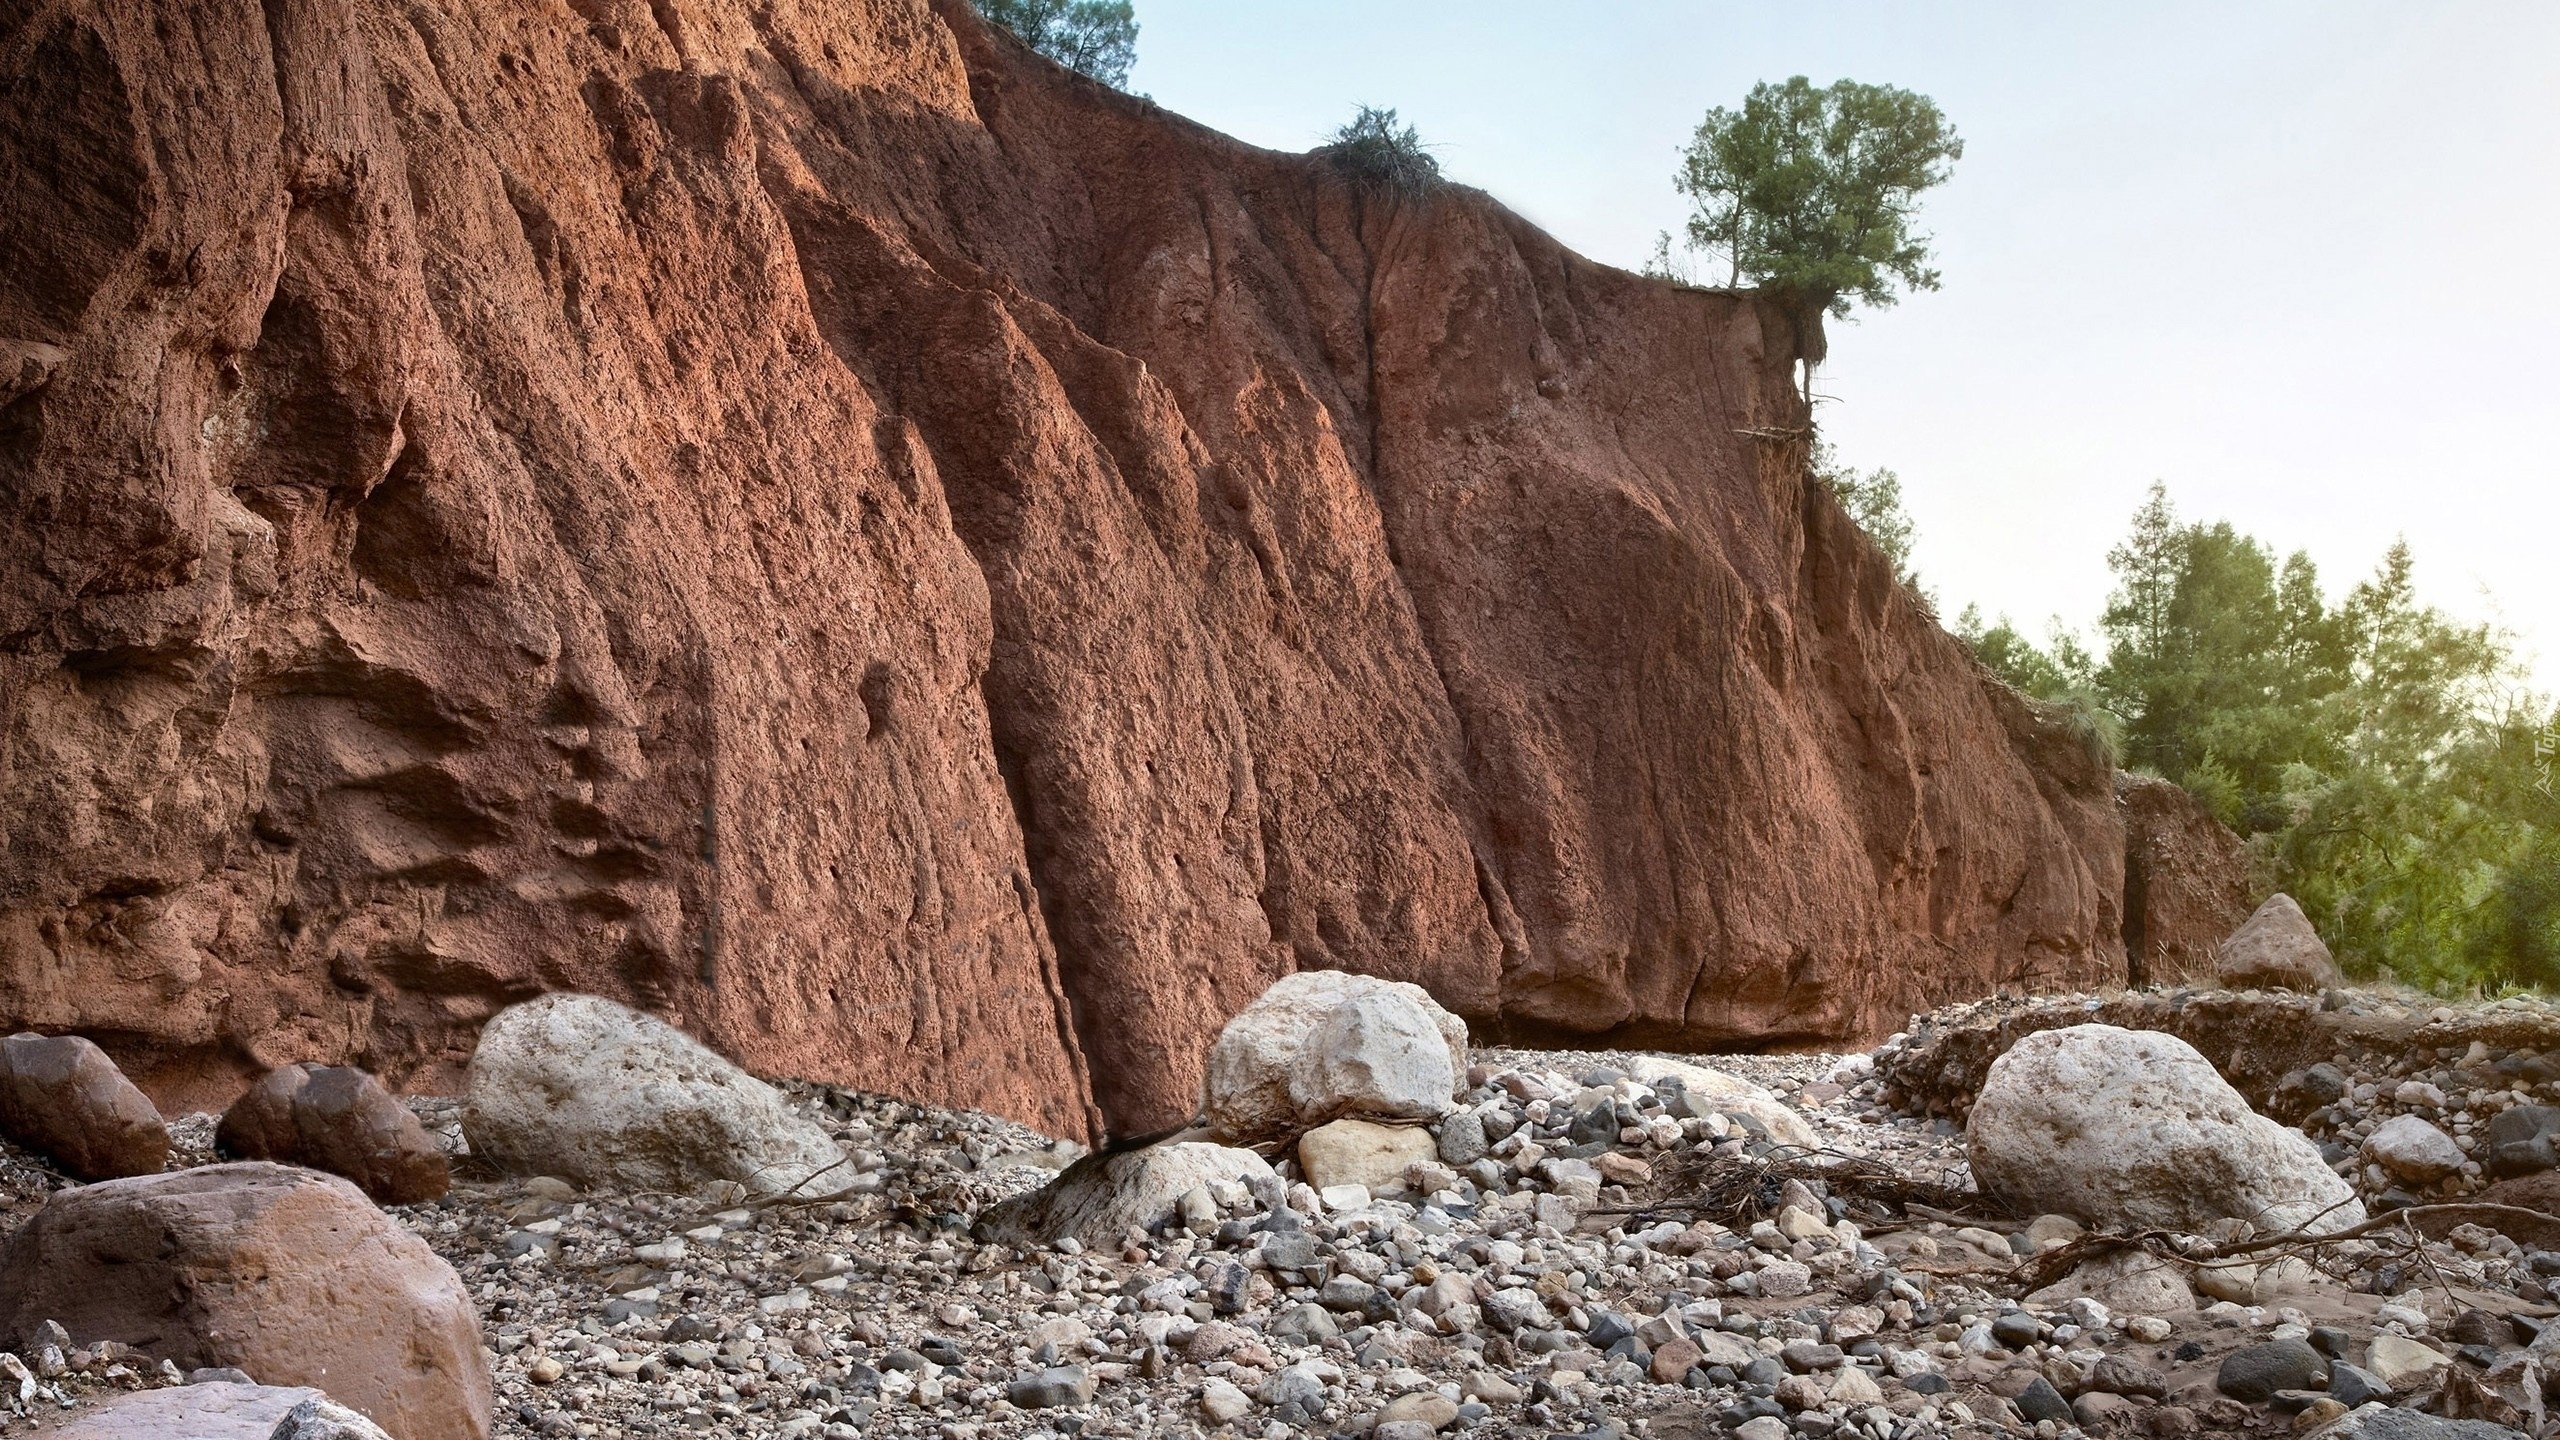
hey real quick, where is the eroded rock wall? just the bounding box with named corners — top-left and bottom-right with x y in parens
top-left (1, 0), bottom-right (2143, 1137)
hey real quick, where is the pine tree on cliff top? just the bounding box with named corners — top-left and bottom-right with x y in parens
top-left (974, 0), bottom-right (1138, 89)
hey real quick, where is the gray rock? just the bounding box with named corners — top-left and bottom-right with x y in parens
top-left (1437, 1110), bottom-right (1489, 1167)
top-left (48, 1383), bottom-right (389, 1440)
top-left (2085, 1354), bottom-right (2168, 1398)
top-left (2319, 1405), bottom-right (2527, 1439)
top-left (1271, 1303), bottom-right (1339, 1345)
top-left (2014, 1376), bottom-right (2073, 1424)
top-left (2486, 1105), bottom-right (2560, 1178)
top-left (2326, 1362), bottom-right (2392, 1409)
top-left (1006, 1365), bottom-right (1093, 1409)
top-left (2216, 1338), bottom-right (2328, 1403)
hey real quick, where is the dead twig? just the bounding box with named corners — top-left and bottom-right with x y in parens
top-left (2009, 1201), bottom-right (2560, 1296)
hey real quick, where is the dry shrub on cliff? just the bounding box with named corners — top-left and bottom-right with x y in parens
top-left (1320, 106), bottom-right (1443, 192)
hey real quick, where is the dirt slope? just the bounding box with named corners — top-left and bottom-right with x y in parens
top-left (0, 0), bottom-right (2184, 1137)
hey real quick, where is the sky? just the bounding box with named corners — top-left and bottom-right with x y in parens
top-left (1127, 1), bottom-right (2560, 691)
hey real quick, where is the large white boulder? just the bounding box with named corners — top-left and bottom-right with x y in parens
top-left (976, 1141), bottom-right (1275, 1248)
top-left (462, 994), bottom-right (846, 1197)
top-left (1967, 1024), bottom-right (2365, 1235)
top-left (1204, 972), bottom-right (1466, 1143)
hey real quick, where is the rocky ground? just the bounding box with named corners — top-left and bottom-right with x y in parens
top-left (14, 986), bottom-right (2560, 1440)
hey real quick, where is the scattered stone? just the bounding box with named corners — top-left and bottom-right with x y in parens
top-left (0, 1163), bottom-right (491, 1440)
top-left (216, 1063), bottom-right (450, 1204)
top-left (462, 994), bottom-right (848, 1196)
top-left (2014, 1375), bottom-right (2072, 1423)
top-left (2217, 893), bottom-right (2343, 991)
top-left (0, 1032), bottom-right (168, 1181)
top-left (1968, 1024), bottom-right (2365, 1233)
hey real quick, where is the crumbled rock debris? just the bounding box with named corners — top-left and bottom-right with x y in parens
top-left (12, 994), bottom-right (2560, 1440)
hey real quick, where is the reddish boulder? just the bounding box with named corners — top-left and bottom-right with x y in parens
top-left (0, 0), bottom-right (2194, 1136)
top-left (0, 1163), bottom-right (491, 1440)
top-left (218, 1063), bottom-right (449, 1204)
top-left (0, 1032), bottom-right (167, 1180)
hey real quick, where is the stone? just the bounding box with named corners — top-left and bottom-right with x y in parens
top-left (2015, 1376), bottom-right (2073, 1423)
top-left (1622, 1058), bottom-right (1775, 1104)
top-left (1202, 973), bottom-right (1466, 1143)
top-left (0, 1032), bottom-right (168, 1181)
top-left (2216, 1339), bottom-right (2328, 1403)
top-left (217, 1063), bottom-right (450, 1204)
top-left (2293, 1399), bottom-right (2350, 1430)
top-left (2086, 1355), bottom-right (2170, 1398)
top-left (1008, 1365), bottom-right (1093, 1408)
top-left (50, 1383), bottom-right (392, 1440)
top-left (1436, 1109), bottom-right (1490, 1166)
top-left (1650, 1338), bottom-right (1701, 1384)
top-left (2364, 1334), bottom-right (2452, 1389)
top-left (1379, 1391), bottom-right (1459, 1428)
top-left (2026, 1247), bottom-right (2198, 1314)
top-left (2327, 1362), bottom-right (2392, 1408)
top-left (2216, 893), bottom-right (2343, 992)
top-left (0, 1163), bottom-right (491, 1440)
top-left (2319, 1406), bottom-right (2529, 1439)
top-left (1200, 1378), bottom-right (1252, 1423)
top-left (1736, 1420), bottom-right (1792, 1440)
top-left (2484, 1105), bottom-right (2560, 1178)
top-left (1757, 1261), bottom-right (1813, 1298)
top-left (2364, 1115), bottom-right (2466, 1183)
top-left (463, 994), bottom-right (848, 1196)
top-left (1967, 1024), bottom-right (2365, 1233)
top-left (1298, 1118), bottom-right (1439, 1197)
top-left (980, 1140), bottom-right (1273, 1247)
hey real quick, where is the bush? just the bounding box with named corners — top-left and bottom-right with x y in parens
top-left (1320, 106), bottom-right (1442, 191)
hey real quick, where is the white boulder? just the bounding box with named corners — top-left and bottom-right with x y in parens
top-left (2362, 1114), bottom-right (2465, 1183)
top-left (1204, 972), bottom-right (1465, 1143)
top-left (1967, 1024), bottom-right (2364, 1234)
top-left (462, 994), bottom-right (847, 1197)
top-left (976, 1141), bottom-right (1275, 1248)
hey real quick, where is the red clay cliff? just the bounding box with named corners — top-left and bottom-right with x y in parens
top-left (0, 0), bottom-right (2225, 1138)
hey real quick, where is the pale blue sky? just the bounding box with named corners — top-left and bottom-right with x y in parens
top-left (1128, 2), bottom-right (2560, 689)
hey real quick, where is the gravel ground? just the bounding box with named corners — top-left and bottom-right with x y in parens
top-left (9, 998), bottom-right (2558, 1440)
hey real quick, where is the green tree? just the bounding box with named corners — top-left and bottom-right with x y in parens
top-left (973, 0), bottom-right (1137, 89)
top-left (1813, 444), bottom-right (1917, 582)
top-left (1663, 77), bottom-right (1962, 319)
top-left (2068, 483), bottom-right (2552, 992)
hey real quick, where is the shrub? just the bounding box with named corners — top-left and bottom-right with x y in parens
top-left (1320, 106), bottom-right (1441, 191)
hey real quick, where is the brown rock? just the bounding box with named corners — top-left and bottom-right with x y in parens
top-left (1649, 1337), bottom-right (1703, 1385)
top-left (0, 0), bottom-right (2166, 1137)
top-left (217, 1063), bottom-right (449, 1204)
top-left (0, 1162), bottom-right (491, 1440)
top-left (2119, 774), bottom-right (2254, 986)
top-left (2216, 894), bottom-right (2342, 992)
top-left (0, 1032), bottom-right (167, 1180)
